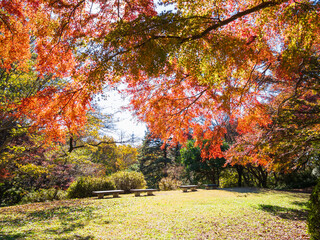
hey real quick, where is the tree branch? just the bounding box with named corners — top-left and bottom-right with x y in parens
top-left (154, 1), bottom-right (282, 42)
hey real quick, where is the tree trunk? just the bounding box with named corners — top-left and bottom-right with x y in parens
top-left (236, 165), bottom-right (243, 187)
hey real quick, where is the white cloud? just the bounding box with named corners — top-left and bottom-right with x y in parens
top-left (95, 88), bottom-right (147, 145)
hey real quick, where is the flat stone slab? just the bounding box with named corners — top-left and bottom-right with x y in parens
top-left (92, 190), bottom-right (124, 199)
top-left (130, 189), bottom-right (158, 192)
top-left (130, 189), bottom-right (158, 197)
top-left (179, 185), bottom-right (198, 192)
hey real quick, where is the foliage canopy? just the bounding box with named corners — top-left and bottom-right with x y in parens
top-left (1, 0), bottom-right (320, 172)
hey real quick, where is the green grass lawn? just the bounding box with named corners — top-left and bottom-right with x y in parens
top-left (0, 188), bottom-right (310, 239)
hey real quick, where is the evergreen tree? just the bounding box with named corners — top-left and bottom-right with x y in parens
top-left (138, 133), bottom-right (172, 188)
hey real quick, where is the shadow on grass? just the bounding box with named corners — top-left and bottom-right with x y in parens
top-left (0, 233), bottom-right (27, 240)
top-left (29, 205), bottom-right (94, 221)
top-left (220, 187), bottom-right (262, 193)
top-left (0, 205), bottom-right (97, 239)
top-left (258, 204), bottom-right (308, 220)
top-left (132, 195), bottom-right (156, 197)
top-left (59, 235), bottom-right (94, 240)
top-left (45, 221), bottom-right (86, 234)
top-left (292, 201), bottom-right (309, 207)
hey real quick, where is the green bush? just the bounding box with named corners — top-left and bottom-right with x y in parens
top-left (0, 183), bottom-right (27, 207)
top-left (276, 170), bottom-right (318, 189)
top-left (308, 178), bottom-right (320, 240)
top-left (159, 177), bottom-right (181, 191)
top-left (109, 171), bottom-right (146, 193)
top-left (67, 176), bottom-right (115, 199)
top-left (219, 169), bottom-right (239, 188)
top-left (21, 188), bottom-right (67, 204)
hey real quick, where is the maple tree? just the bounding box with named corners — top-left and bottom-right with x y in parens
top-left (91, 0), bottom-right (320, 170)
top-left (227, 55), bottom-right (320, 171)
top-left (0, 0), bottom-right (156, 150)
top-left (1, 0), bottom-right (319, 172)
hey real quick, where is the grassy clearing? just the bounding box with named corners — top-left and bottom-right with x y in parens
top-left (0, 188), bottom-right (310, 239)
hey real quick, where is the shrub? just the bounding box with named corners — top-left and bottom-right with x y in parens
top-left (159, 177), bottom-right (181, 191)
top-left (67, 176), bottom-right (115, 199)
top-left (276, 170), bottom-right (318, 189)
top-left (308, 178), bottom-right (320, 240)
top-left (21, 188), bottom-right (67, 204)
top-left (219, 168), bottom-right (239, 188)
top-left (109, 171), bottom-right (146, 193)
top-left (0, 183), bottom-right (27, 207)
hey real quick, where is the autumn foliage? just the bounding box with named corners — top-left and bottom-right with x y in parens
top-left (1, 0), bottom-right (320, 172)
top-left (101, 0), bottom-right (320, 171)
top-left (0, 0), bottom-right (156, 147)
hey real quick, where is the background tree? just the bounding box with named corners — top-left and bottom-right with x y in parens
top-left (89, 140), bottom-right (138, 174)
top-left (0, 133), bottom-right (76, 206)
top-left (180, 140), bottom-right (226, 185)
top-left (138, 132), bottom-right (182, 187)
top-left (138, 133), bottom-right (172, 188)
